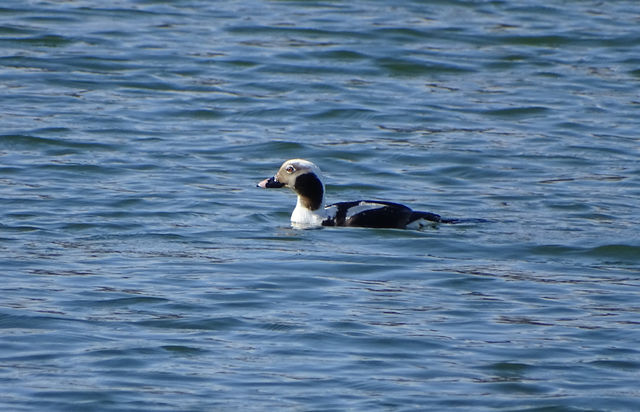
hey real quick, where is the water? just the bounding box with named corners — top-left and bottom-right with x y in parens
top-left (2, 0), bottom-right (640, 410)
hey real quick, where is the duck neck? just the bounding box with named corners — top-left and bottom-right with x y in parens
top-left (291, 196), bottom-right (326, 226)
top-left (293, 172), bottom-right (325, 211)
top-left (290, 172), bottom-right (326, 226)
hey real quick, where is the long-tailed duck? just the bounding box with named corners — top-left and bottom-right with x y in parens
top-left (257, 158), bottom-right (456, 229)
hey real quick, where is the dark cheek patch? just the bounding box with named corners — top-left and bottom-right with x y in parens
top-left (293, 173), bottom-right (324, 210)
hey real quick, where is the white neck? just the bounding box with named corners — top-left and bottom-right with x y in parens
top-left (291, 195), bottom-right (326, 228)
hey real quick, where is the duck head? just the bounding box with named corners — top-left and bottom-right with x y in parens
top-left (257, 158), bottom-right (325, 211)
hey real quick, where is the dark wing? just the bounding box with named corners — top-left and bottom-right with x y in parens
top-left (324, 200), bottom-right (412, 228)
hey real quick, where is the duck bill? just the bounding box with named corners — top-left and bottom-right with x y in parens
top-left (257, 176), bottom-right (285, 188)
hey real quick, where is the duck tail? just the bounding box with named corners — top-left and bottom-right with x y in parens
top-left (409, 211), bottom-right (461, 225)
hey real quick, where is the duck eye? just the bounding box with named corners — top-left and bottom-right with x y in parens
top-left (285, 165), bottom-right (295, 173)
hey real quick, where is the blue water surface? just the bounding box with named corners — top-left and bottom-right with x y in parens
top-left (2, 0), bottom-right (640, 410)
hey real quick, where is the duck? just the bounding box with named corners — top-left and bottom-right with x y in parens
top-left (257, 158), bottom-right (455, 229)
